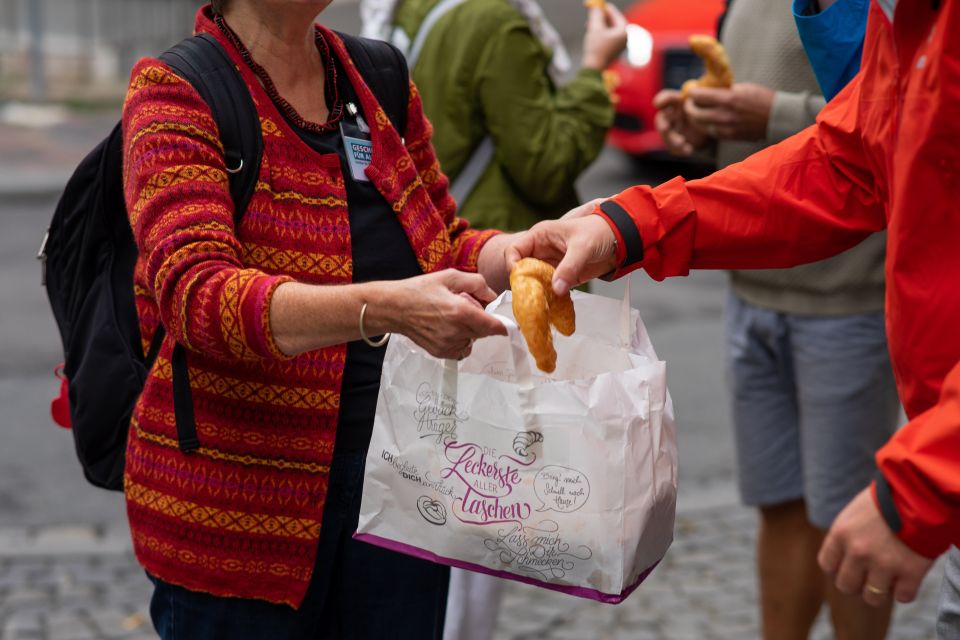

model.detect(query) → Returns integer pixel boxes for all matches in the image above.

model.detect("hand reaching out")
[388,269,507,360]
[505,215,618,296]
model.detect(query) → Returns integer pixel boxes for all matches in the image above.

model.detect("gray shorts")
[725,291,900,528]
[938,546,960,639]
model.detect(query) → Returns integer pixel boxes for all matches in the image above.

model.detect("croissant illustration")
[681,35,733,99]
[510,258,576,373]
[513,431,544,458]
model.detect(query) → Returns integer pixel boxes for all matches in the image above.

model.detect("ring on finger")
[865,584,887,596]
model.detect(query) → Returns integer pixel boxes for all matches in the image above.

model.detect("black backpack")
[41,32,409,491]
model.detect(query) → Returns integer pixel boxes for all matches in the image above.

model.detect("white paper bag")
[355,284,677,603]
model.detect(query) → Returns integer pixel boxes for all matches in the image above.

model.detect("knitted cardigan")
[121,8,498,607]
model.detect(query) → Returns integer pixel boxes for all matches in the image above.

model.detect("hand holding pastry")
[582,1,628,71]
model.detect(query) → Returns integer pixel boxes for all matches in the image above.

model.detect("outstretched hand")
[505,215,618,296]
[391,269,507,360]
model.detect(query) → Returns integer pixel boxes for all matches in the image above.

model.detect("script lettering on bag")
[414,382,466,443]
[533,465,591,513]
[381,450,455,497]
[441,442,534,525]
[483,520,593,580]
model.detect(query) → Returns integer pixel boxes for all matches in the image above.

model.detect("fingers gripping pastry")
[681,35,733,99]
[510,259,576,373]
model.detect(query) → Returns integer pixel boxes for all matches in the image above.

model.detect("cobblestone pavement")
[494,503,945,640]
[0,497,945,640]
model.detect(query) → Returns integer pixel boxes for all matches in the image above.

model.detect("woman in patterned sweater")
[123,1,519,637]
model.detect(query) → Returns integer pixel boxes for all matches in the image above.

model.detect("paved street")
[1,150,946,638]
[0,1,947,638]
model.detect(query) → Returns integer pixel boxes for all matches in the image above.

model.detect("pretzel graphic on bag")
[681,35,733,99]
[510,258,576,373]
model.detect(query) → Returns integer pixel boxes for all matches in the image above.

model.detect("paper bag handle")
[619,274,633,351]
[496,316,537,389]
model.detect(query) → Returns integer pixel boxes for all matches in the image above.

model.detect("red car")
[607,0,727,156]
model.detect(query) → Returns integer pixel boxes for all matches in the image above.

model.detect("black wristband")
[599,200,644,267]
[874,469,903,534]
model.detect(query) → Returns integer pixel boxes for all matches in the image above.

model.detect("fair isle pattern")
[121,7,499,607]
[127,481,322,539]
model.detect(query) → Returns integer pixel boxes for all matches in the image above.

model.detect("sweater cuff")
[248,273,296,361]
[872,470,903,534]
[767,91,820,144]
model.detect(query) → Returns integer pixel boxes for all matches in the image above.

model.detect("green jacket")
[394,0,614,231]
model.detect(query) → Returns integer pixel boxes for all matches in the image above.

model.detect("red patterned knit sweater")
[121,8,497,607]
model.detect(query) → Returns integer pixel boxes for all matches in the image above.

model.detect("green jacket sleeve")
[475,23,614,208]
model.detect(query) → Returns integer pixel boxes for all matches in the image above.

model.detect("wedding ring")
[866,584,887,596]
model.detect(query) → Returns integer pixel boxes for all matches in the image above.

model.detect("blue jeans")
[148,449,450,639]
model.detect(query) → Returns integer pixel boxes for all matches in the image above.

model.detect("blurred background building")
[0,0,197,104]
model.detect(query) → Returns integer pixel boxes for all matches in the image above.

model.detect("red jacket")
[596,0,960,558]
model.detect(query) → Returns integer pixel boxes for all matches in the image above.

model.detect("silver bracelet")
[359,303,390,348]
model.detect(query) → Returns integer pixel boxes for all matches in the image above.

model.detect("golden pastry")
[510,258,576,373]
[583,0,606,8]
[602,70,621,104]
[681,35,733,99]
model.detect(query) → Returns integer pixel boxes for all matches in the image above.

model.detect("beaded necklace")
[214,14,343,133]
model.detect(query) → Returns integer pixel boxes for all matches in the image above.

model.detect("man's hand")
[818,487,936,607]
[684,82,776,141]
[653,89,710,156]
[561,198,605,220]
[505,215,618,296]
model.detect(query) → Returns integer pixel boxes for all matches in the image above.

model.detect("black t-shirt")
[283,58,422,451]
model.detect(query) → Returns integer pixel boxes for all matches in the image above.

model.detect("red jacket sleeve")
[122,59,293,362]
[873,361,960,558]
[596,74,887,280]
[403,80,499,271]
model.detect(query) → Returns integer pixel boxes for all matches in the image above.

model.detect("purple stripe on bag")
[353,532,660,604]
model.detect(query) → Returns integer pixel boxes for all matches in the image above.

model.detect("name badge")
[344,135,372,182]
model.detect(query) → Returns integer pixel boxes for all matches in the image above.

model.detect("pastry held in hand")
[510,258,576,373]
[681,35,733,99]
[583,0,606,8]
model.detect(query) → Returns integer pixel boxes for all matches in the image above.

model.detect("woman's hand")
[683,83,776,141]
[653,89,710,157]
[383,269,507,360]
[582,4,628,71]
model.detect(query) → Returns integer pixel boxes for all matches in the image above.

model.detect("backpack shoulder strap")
[405,0,468,70]
[387,0,494,207]
[337,32,410,137]
[155,33,263,455]
[159,33,262,224]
